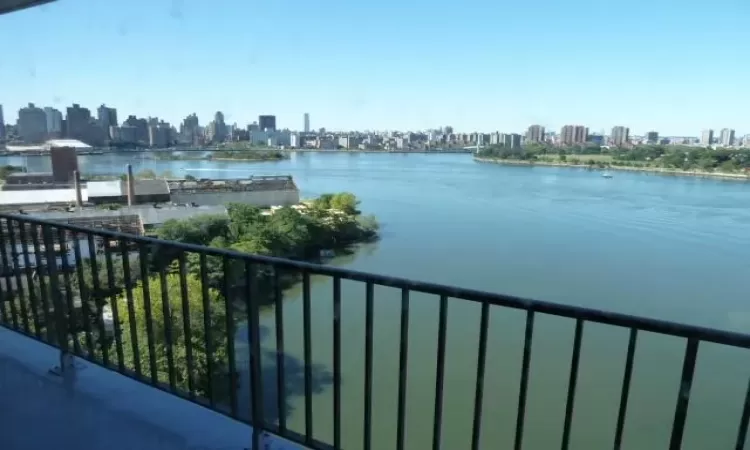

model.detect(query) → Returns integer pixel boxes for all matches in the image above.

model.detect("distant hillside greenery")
[477,144,750,173]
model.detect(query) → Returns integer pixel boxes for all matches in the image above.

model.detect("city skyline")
[0,0,748,134]
[2,100,746,139]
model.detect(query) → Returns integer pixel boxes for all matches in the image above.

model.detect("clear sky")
[0,0,748,135]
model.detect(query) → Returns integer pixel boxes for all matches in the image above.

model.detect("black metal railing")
[1,213,750,450]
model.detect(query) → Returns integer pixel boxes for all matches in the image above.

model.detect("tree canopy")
[478,143,750,173]
[115,273,229,397]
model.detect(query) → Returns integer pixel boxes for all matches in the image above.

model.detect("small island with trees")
[153,148,288,162]
[475,143,750,180]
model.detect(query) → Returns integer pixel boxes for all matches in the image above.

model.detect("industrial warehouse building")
[0,148,301,233]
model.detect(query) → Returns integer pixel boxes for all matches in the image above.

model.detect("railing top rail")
[2,212,749,349]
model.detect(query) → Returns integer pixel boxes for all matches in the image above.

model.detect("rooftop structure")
[167,175,297,193]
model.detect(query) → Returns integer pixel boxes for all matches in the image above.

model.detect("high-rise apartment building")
[526,125,545,143]
[610,126,630,146]
[180,113,201,144]
[123,115,149,143]
[560,125,588,146]
[304,113,310,133]
[259,115,276,132]
[0,104,5,139]
[17,103,47,143]
[97,104,118,138]
[720,128,735,146]
[44,107,63,137]
[646,131,659,144]
[700,129,714,146]
[501,133,522,149]
[66,103,93,142]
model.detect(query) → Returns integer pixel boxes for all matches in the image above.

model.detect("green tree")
[330,192,360,215]
[115,273,230,398]
[158,215,229,246]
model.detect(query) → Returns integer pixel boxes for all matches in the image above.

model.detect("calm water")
[9,152,750,449]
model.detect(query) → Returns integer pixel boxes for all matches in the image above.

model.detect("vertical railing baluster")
[364,282,375,450]
[72,234,94,357]
[8,218,30,335]
[0,218,10,326]
[42,226,68,353]
[57,228,80,355]
[735,377,750,450]
[223,256,238,417]
[274,268,287,433]
[432,294,448,450]
[120,239,141,376]
[613,328,638,450]
[199,253,215,406]
[0,218,12,325]
[514,310,535,450]
[470,301,490,450]
[18,222,41,339]
[561,319,584,450]
[138,244,158,385]
[333,276,342,450]
[246,261,265,449]
[159,261,177,391]
[0,218,19,330]
[104,237,125,371]
[303,271,313,445]
[30,223,51,342]
[396,288,410,450]
[178,252,196,398]
[87,234,108,366]
[668,338,699,450]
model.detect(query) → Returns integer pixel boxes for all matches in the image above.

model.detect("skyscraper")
[526,125,545,143]
[304,113,310,133]
[610,126,630,146]
[720,128,735,146]
[700,129,714,146]
[44,107,63,136]
[0,104,5,139]
[560,125,588,146]
[66,103,93,141]
[646,131,659,144]
[17,103,47,143]
[259,115,276,132]
[97,104,118,138]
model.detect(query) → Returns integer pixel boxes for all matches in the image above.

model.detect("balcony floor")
[0,327,299,450]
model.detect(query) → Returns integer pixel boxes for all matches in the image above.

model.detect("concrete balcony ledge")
[0,328,302,450]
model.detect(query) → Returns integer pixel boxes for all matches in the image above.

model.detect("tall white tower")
[303,113,310,133]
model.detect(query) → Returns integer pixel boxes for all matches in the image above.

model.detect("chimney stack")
[126,164,135,206]
[73,170,83,208]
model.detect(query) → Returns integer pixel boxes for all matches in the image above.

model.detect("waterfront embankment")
[473,157,750,181]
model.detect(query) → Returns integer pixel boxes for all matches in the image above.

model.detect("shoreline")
[473,157,750,181]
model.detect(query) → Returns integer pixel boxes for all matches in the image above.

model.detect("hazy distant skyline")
[1,0,748,135]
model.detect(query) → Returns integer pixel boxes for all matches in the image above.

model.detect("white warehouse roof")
[0,188,88,206]
[5,139,92,152]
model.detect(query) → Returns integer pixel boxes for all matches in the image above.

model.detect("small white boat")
[602,172,613,178]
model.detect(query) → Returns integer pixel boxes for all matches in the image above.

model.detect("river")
[6,152,750,449]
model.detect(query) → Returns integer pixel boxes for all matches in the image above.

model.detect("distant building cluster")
[1,100,748,150]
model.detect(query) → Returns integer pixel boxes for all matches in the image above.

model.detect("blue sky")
[0,0,748,135]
